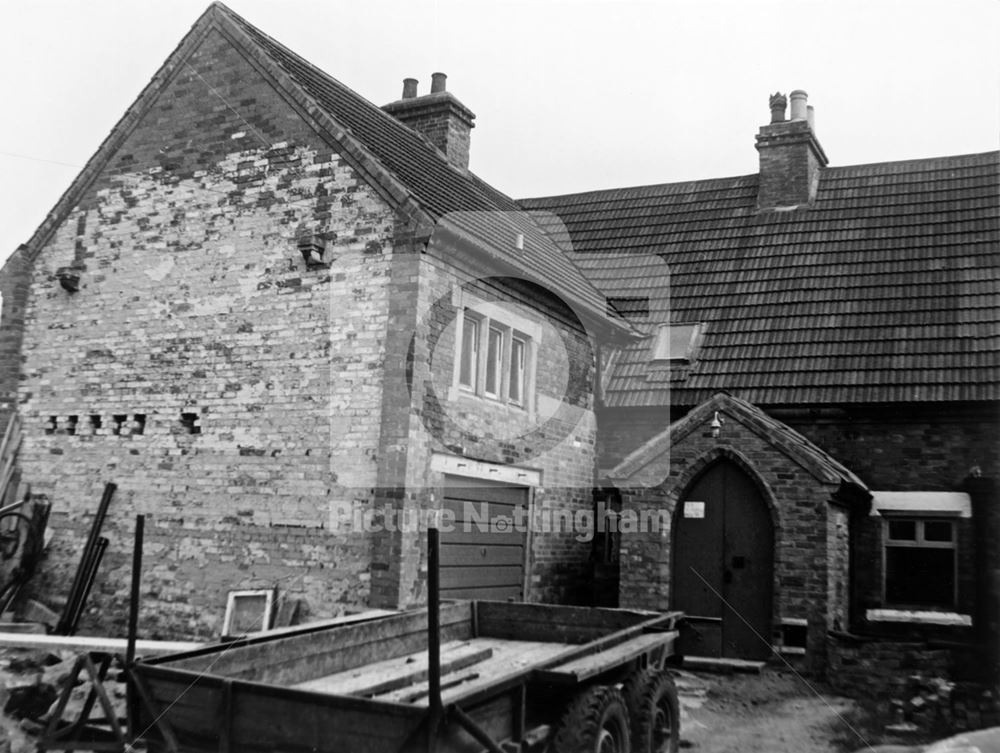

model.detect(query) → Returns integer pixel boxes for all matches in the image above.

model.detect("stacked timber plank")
[0,414,22,508]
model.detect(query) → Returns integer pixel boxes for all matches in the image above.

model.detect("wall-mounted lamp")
[297,234,329,270]
[710,411,725,438]
[56,266,82,293]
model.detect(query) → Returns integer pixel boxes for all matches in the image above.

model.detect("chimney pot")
[769,92,787,124]
[383,73,475,169]
[807,105,816,132]
[789,89,808,121]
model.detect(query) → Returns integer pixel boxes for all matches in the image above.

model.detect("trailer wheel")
[552,685,631,753]
[622,669,680,753]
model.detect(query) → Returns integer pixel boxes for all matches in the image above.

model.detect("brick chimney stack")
[755,89,828,210]
[383,73,476,170]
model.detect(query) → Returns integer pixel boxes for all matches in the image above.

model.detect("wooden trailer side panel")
[476,601,661,643]
[137,669,426,753]
[159,602,474,685]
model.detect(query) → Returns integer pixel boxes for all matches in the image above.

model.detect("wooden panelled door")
[672,460,774,660]
[439,476,529,600]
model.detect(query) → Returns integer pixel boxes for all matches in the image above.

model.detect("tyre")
[552,684,632,753]
[622,669,680,753]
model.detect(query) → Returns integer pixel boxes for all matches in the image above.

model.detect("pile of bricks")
[888,676,1000,735]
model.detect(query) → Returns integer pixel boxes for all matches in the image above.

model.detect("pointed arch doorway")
[672,459,774,660]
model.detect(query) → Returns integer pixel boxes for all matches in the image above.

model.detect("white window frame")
[652,322,703,362]
[458,310,481,391]
[509,334,527,406]
[484,324,505,398]
[450,290,540,412]
[222,589,275,637]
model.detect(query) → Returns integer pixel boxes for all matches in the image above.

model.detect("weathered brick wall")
[17,29,397,637]
[755,120,823,209]
[616,407,841,666]
[781,404,1000,489]
[0,246,31,435]
[375,241,600,607]
[827,633,953,698]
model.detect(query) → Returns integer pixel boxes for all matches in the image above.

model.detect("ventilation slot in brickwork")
[50,413,144,437]
[180,412,201,435]
[775,618,808,655]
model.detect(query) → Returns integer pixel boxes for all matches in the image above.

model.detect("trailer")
[129,530,683,753]
[132,600,681,753]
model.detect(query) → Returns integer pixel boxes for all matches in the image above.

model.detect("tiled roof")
[215,4,620,329]
[522,152,1000,406]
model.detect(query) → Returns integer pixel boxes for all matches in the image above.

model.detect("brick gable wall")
[17,29,397,637]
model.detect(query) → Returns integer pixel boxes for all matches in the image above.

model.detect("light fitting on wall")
[56,266,82,293]
[297,234,329,270]
[710,411,725,438]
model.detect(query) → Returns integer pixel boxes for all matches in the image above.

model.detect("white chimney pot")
[789,90,809,121]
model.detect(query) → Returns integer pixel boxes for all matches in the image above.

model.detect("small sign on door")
[684,501,706,519]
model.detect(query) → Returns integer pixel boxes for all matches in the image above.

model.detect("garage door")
[440,475,529,600]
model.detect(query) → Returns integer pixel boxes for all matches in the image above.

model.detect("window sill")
[449,385,531,416]
[866,609,972,627]
[772,645,806,656]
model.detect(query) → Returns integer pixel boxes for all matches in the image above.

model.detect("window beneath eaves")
[484,326,504,398]
[652,322,703,362]
[458,313,480,389]
[883,518,956,609]
[509,336,526,406]
[455,306,534,410]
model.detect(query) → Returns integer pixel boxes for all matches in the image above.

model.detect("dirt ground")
[674,668,922,753]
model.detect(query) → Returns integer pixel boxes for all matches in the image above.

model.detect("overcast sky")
[1,0,998,266]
